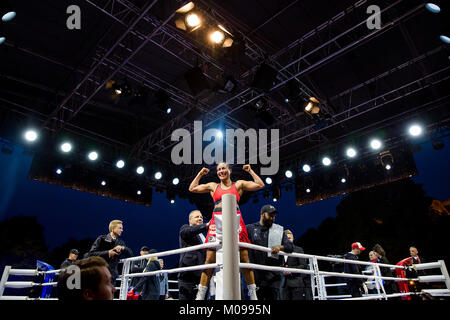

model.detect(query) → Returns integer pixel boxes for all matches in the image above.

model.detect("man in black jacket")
[280,230,309,300]
[60,249,79,269]
[178,210,210,300]
[246,204,293,300]
[343,242,366,297]
[88,219,133,284]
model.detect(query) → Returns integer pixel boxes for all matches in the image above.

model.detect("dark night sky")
[0,134,449,267]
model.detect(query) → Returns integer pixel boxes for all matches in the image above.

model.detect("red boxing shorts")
[205,210,250,249]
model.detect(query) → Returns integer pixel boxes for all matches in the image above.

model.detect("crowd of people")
[56,163,427,301]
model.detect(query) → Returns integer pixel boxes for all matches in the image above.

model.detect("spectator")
[60,249,79,269]
[134,249,161,300]
[246,204,294,300]
[57,256,115,301]
[130,246,150,288]
[280,230,309,300]
[372,243,397,294]
[178,210,209,300]
[343,242,366,297]
[158,259,169,300]
[88,219,133,284]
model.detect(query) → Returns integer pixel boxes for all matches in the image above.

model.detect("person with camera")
[88,219,133,284]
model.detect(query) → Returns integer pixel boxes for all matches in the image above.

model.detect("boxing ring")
[1,194,450,300]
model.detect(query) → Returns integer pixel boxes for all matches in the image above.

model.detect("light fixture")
[101,180,106,186]
[380,151,394,171]
[370,139,382,150]
[60,142,72,153]
[440,35,450,44]
[88,151,99,161]
[136,166,145,175]
[170,199,175,204]
[341,178,346,183]
[322,157,332,166]
[285,170,293,178]
[306,188,311,193]
[210,30,225,44]
[175,2,195,13]
[116,160,125,169]
[346,147,357,158]
[216,130,223,138]
[137,190,142,195]
[0,37,5,45]
[24,130,38,142]
[154,171,162,180]
[265,177,272,184]
[408,124,423,137]
[172,177,180,185]
[302,164,311,173]
[304,97,320,114]
[273,198,277,202]
[1,1,16,22]
[186,12,201,28]
[166,107,172,114]
[425,3,441,13]
[56,168,62,175]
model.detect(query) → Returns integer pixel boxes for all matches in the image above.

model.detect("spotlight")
[284,98,290,103]
[385,164,392,170]
[408,124,423,137]
[24,130,38,142]
[166,107,172,114]
[60,142,72,153]
[170,199,175,204]
[1,2,16,22]
[341,178,346,183]
[302,164,311,172]
[216,130,223,138]
[88,151,99,161]
[370,139,382,150]
[322,157,332,166]
[285,170,293,178]
[0,37,5,45]
[186,13,200,27]
[116,160,125,169]
[172,177,180,185]
[306,188,311,193]
[154,171,162,180]
[346,147,357,158]
[137,190,142,195]
[136,166,145,175]
[56,168,62,175]
[175,2,195,13]
[380,151,394,170]
[304,97,320,114]
[440,35,450,44]
[101,180,106,186]
[425,3,441,13]
[210,30,225,44]
[273,198,277,202]
[265,177,272,185]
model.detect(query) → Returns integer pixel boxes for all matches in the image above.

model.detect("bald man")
[177,210,210,300]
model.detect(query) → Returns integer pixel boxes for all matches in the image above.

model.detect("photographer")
[88,219,133,284]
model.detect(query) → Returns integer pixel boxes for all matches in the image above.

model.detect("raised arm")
[237,164,265,191]
[189,167,216,193]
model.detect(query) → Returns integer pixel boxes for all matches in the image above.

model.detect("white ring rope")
[125,263,220,279]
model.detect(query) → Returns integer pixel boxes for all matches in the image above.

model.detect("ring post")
[222,194,241,300]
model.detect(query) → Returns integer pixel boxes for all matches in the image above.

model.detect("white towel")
[268,223,283,258]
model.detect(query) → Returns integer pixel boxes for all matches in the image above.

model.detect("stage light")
[385,164,392,170]
[370,139,382,150]
[116,160,125,169]
[285,170,293,178]
[302,164,311,172]
[265,177,272,184]
[380,151,394,170]
[170,199,175,204]
[408,124,423,137]
[346,147,357,158]
[60,142,72,153]
[306,188,311,193]
[425,3,441,13]
[0,37,5,45]
[186,13,200,28]
[440,35,450,44]
[24,130,38,142]
[166,107,172,114]
[210,30,225,44]
[2,11,15,22]
[341,178,346,183]
[136,166,145,175]
[273,198,277,202]
[137,190,142,195]
[1,1,16,22]
[56,168,62,175]
[304,97,320,114]
[88,151,99,161]
[285,98,289,103]
[173,177,180,185]
[154,171,162,180]
[322,157,332,166]
[101,180,106,186]
[216,130,223,138]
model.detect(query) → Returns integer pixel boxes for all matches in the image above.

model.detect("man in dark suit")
[178,210,210,300]
[280,230,310,300]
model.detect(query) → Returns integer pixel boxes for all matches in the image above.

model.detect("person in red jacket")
[189,162,265,300]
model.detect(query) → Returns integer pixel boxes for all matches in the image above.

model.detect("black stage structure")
[0,0,449,218]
